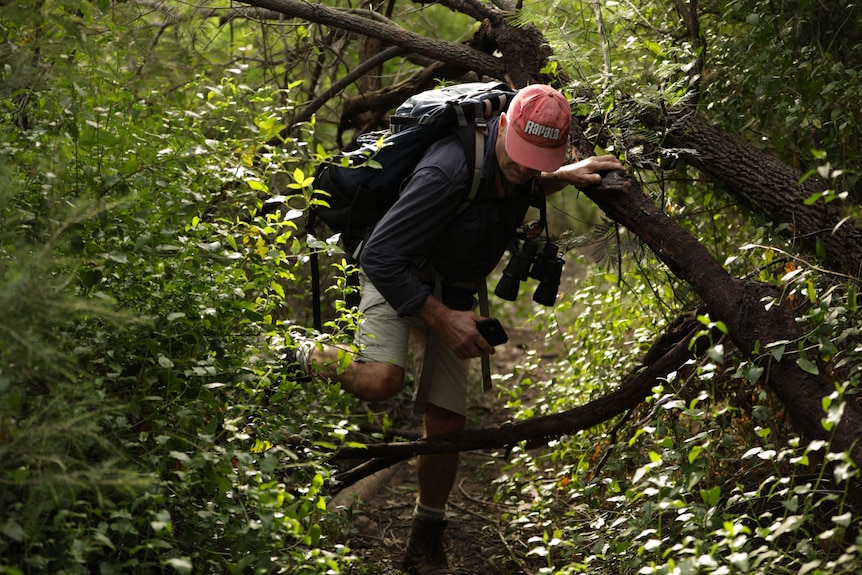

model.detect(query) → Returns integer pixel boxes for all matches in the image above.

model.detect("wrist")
[416,294,448,330]
[539,170,568,194]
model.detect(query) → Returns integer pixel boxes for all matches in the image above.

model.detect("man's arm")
[539,154,625,195]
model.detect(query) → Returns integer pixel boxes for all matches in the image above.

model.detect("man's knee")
[357,362,404,402]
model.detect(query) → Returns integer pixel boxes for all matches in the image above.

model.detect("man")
[289,84,624,574]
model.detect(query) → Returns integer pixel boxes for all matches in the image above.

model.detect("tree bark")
[239,0,507,79]
[658,107,862,279]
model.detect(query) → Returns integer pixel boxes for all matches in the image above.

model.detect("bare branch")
[293,45,405,126]
[331,313,703,488]
[237,0,507,78]
[413,0,500,22]
[591,1,611,87]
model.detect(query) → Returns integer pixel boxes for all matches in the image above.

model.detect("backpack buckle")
[474,116,487,134]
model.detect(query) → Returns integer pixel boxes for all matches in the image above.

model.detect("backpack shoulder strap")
[467,101,488,203]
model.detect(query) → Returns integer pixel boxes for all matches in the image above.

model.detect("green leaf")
[745,365,764,384]
[796,357,819,375]
[803,192,821,205]
[832,512,852,528]
[150,510,173,533]
[700,485,721,506]
[247,179,268,192]
[165,558,193,574]
[769,343,786,361]
[707,344,725,364]
[816,237,826,259]
[1,518,25,542]
[822,401,845,432]
[643,40,666,57]
[103,251,128,263]
[169,451,190,462]
[270,282,285,298]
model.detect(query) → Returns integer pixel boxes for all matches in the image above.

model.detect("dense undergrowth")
[493,262,862,574]
[2,1,861,574]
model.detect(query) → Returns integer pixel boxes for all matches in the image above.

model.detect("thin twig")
[591,1,612,88]
[457,478,503,509]
[591,406,635,479]
[498,528,536,575]
[292,45,406,128]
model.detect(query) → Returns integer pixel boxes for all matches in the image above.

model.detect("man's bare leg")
[417,402,467,509]
[403,402,466,573]
[306,343,405,402]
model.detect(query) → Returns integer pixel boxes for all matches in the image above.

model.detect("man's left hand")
[542,154,625,192]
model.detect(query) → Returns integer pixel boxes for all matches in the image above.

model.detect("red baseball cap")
[504,85,571,172]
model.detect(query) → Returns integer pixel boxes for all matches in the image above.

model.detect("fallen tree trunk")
[583,170,862,465]
[657,107,862,279]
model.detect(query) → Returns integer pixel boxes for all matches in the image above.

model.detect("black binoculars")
[494,238,564,306]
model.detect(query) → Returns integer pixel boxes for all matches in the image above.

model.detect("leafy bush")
[491,260,861,574]
[0,9,358,569]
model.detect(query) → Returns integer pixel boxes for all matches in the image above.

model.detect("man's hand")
[416,296,494,359]
[541,154,625,193]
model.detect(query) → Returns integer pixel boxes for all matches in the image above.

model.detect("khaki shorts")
[355,271,469,416]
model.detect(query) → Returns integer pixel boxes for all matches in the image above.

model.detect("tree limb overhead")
[239,0,507,78]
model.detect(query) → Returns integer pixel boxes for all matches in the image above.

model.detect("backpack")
[309,81,517,257]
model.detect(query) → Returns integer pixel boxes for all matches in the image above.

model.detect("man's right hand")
[415,295,494,359]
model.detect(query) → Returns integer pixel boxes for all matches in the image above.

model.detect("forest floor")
[334,324,557,575]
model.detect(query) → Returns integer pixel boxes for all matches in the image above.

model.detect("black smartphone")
[476,318,508,346]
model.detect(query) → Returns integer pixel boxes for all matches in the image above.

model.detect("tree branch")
[412,0,500,22]
[582,170,862,469]
[238,0,507,78]
[659,106,862,280]
[292,45,405,127]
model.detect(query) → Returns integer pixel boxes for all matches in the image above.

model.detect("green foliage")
[561,0,862,195]
[0,2,359,572]
[703,0,862,184]
[492,85,862,571]
[494,264,861,575]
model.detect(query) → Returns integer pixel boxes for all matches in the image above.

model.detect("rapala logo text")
[524,121,560,141]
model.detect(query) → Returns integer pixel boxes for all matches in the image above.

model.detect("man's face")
[496,116,542,185]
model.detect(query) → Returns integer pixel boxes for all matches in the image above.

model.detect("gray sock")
[413,501,446,523]
[295,339,316,374]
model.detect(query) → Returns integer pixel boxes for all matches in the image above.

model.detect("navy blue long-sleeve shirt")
[359,117,536,316]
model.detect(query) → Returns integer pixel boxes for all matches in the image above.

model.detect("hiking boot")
[402,516,453,575]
